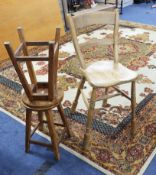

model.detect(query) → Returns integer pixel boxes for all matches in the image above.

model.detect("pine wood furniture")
[67,9,138,150]
[62,0,115,30]
[4,27,70,160]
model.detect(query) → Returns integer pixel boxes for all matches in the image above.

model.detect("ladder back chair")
[4,27,71,160]
[67,9,138,150]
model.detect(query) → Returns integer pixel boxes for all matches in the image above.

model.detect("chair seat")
[82,60,138,87]
[22,87,64,110]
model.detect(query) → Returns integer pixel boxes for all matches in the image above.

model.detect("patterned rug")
[64,94,156,175]
[0,23,156,175]
[60,38,152,78]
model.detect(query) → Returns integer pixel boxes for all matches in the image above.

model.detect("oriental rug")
[0,23,156,175]
[0,109,103,175]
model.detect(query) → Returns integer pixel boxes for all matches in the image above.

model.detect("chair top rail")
[72,10,116,29]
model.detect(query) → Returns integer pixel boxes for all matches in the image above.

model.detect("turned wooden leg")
[45,110,60,160]
[25,108,32,153]
[131,81,136,137]
[83,88,96,150]
[102,87,108,107]
[71,77,85,112]
[57,104,71,137]
[38,111,44,131]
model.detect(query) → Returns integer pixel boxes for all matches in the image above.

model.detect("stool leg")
[25,108,32,153]
[45,110,60,160]
[57,104,71,137]
[38,111,44,131]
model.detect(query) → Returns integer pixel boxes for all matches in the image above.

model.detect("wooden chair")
[67,9,138,150]
[4,27,71,160]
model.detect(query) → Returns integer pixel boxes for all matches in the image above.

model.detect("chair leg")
[102,87,108,107]
[38,111,44,131]
[71,77,85,112]
[83,88,96,150]
[57,104,71,137]
[25,108,32,153]
[131,81,136,138]
[45,110,60,160]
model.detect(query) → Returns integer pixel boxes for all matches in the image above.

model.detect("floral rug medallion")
[60,38,152,77]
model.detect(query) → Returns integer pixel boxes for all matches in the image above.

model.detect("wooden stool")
[4,27,71,160]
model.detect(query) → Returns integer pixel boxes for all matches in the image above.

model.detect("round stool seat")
[22,88,64,111]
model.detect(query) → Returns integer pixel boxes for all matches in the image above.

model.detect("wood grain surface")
[0,0,64,61]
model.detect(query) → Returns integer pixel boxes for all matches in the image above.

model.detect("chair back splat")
[4,27,71,160]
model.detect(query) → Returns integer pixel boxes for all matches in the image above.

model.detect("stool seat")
[22,87,64,110]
